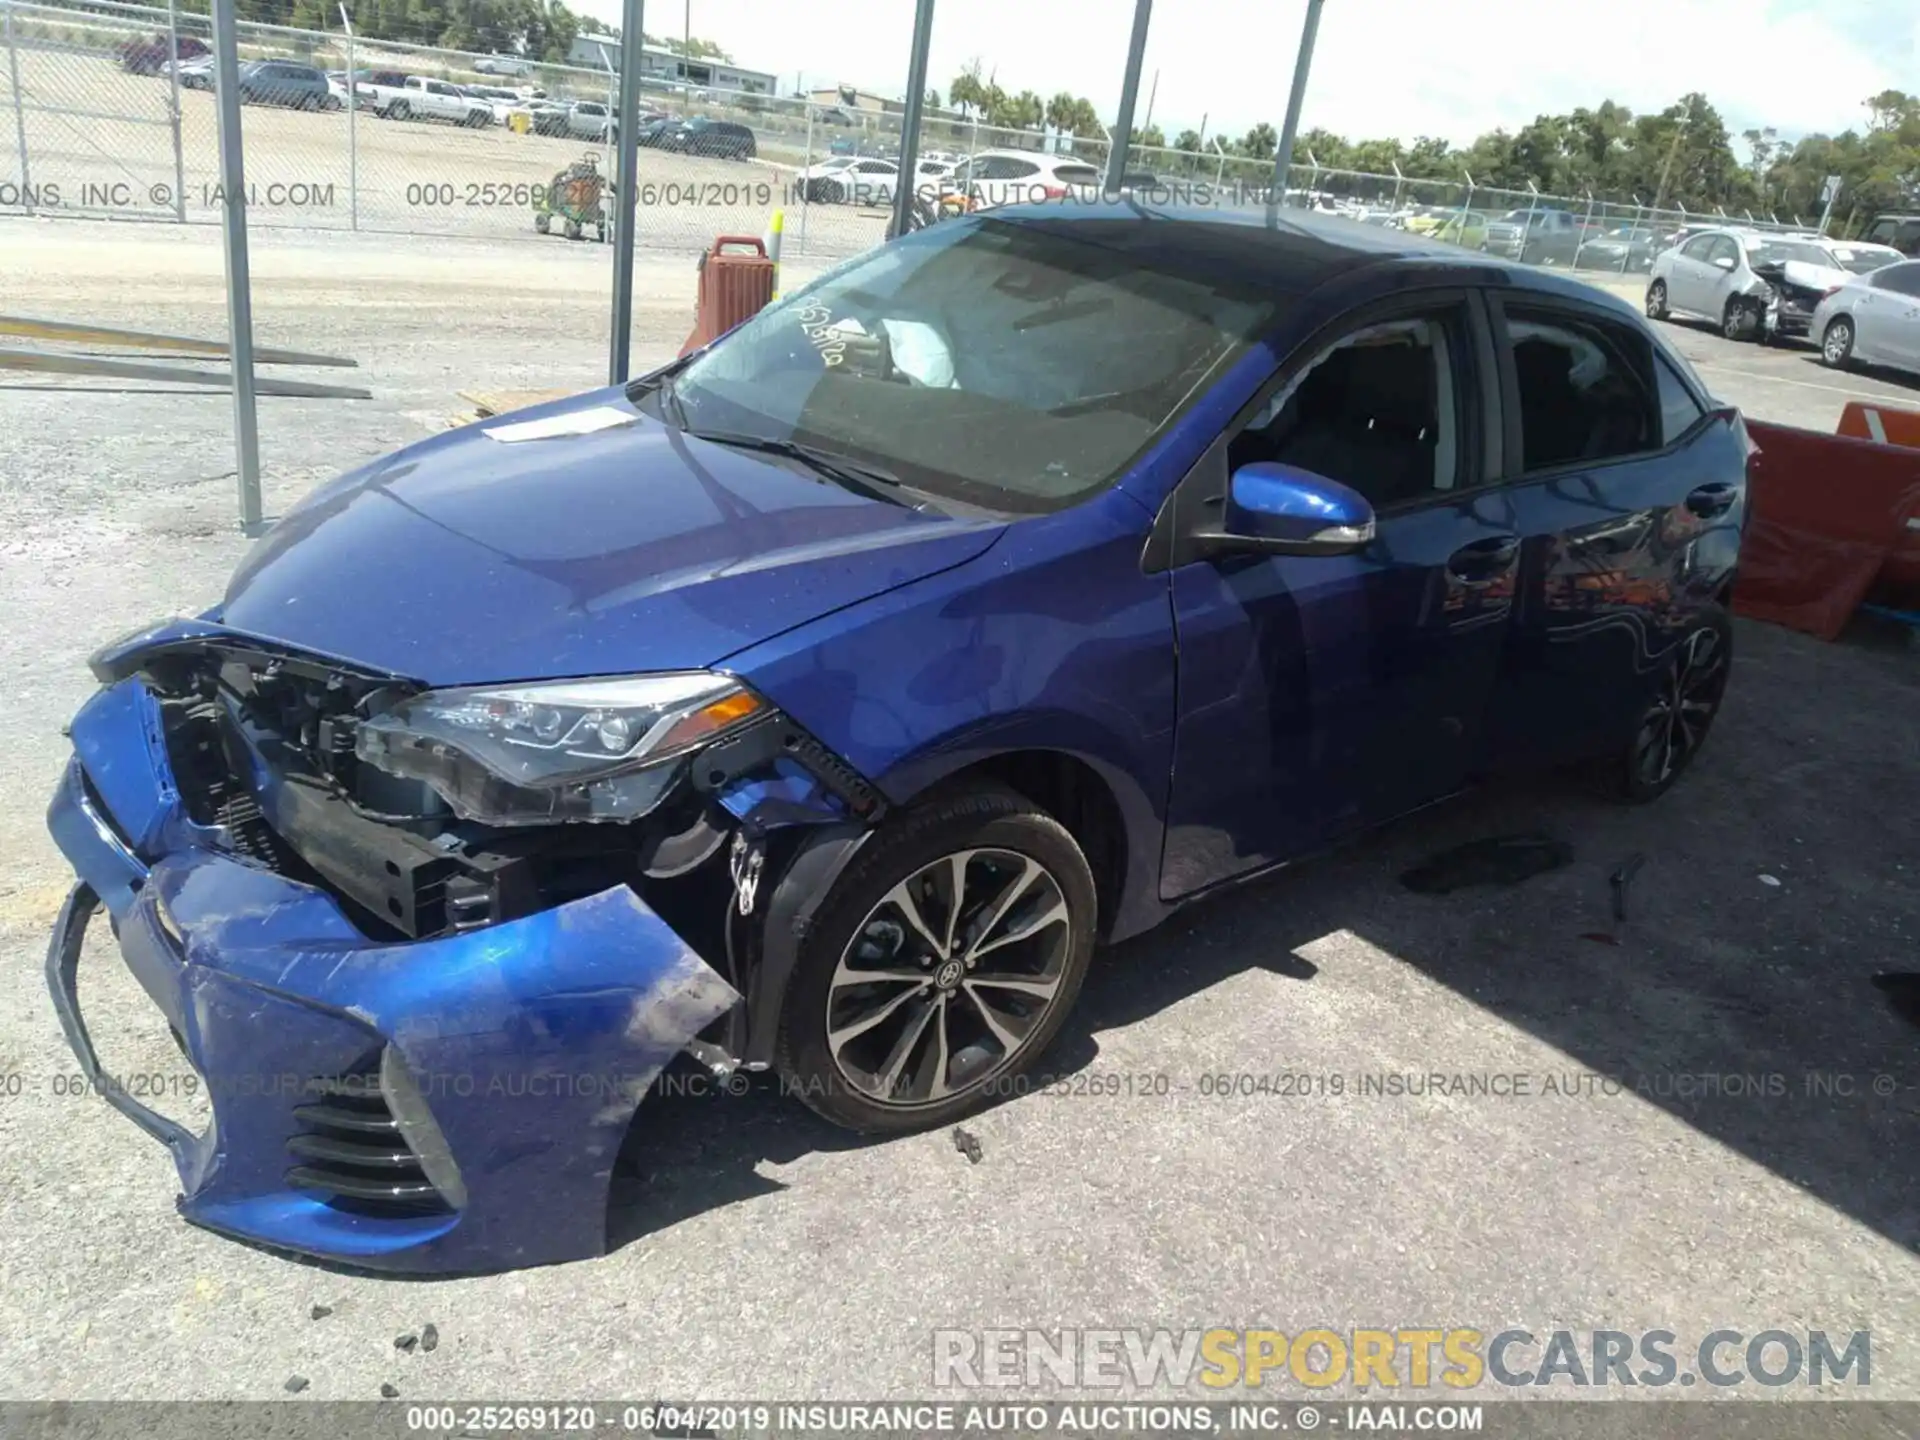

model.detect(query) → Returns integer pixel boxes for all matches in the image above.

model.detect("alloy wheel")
[1823,320,1853,366]
[1632,627,1729,788]
[826,848,1073,1108]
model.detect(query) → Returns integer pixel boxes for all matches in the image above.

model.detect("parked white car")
[359,73,492,126]
[465,84,528,125]
[797,156,899,205]
[943,149,1104,210]
[1648,227,1903,344]
[1809,259,1920,377]
[473,54,533,77]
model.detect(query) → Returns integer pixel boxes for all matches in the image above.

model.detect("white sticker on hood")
[483,405,637,442]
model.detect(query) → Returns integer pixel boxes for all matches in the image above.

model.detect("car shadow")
[609,617,1919,1257]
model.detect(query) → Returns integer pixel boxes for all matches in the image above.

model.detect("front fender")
[727,490,1177,944]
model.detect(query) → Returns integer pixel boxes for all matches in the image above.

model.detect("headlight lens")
[356,672,766,825]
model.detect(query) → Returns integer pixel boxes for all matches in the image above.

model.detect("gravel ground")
[0,216,1916,1408]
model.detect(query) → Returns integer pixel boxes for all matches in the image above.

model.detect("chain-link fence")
[2,0,1839,270]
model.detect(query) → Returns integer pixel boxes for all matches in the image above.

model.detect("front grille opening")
[287,1071,455,1218]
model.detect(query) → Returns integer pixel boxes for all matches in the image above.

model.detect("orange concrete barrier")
[1736,419,1920,639]
[1838,399,1920,448]
[680,236,775,357]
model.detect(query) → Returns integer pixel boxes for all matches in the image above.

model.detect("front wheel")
[776,786,1097,1132]
[388,99,410,121]
[1645,279,1669,320]
[1600,613,1733,803]
[1723,296,1763,342]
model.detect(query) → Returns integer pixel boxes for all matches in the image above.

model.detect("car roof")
[981,202,1643,314]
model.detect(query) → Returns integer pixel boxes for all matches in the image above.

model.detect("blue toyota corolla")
[46,205,1748,1273]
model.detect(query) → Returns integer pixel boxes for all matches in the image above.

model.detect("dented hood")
[220,389,1004,687]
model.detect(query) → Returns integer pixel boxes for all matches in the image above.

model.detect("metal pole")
[166,0,185,219]
[798,101,811,254]
[1574,190,1595,269]
[1625,197,1642,274]
[1101,0,1149,194]
[5,0,29,202]
[1141,67,1157,134]
[887,0,933,240]
[1391,159,1403,212]
[1269,0,1324,204]
[1521,180,1539,260]
[607,0,645,382]
[210,0,262,531]
[339,4,356,231]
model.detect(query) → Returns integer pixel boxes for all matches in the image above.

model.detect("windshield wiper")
[684,430,920,508]
[624,360,693,429]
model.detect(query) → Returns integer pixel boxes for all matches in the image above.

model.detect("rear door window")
[1501,307,1661,471]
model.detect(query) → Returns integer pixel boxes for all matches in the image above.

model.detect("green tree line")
[949,61,1919,227]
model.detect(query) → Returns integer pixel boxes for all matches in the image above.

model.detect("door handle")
[1686,482,1737,518]
[1446,535,1521,578]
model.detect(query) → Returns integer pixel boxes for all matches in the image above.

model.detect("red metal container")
[680,236,775,356]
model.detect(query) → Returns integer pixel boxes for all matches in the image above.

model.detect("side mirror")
[1712,255,1736,270]
[1202,463,1377,558]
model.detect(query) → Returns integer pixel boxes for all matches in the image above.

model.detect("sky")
[571,0,1917,151]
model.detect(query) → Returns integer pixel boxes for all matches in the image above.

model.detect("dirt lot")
[4,46,889,256]
[0,217,1916,1411]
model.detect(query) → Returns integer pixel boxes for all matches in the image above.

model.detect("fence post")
[1574,189,1595,269]
[1522,181,1539,261]
[340,6,356,230]
[1456,169,1474,240]
[1391,160,1403,213]
[1624,197,1643,274]
[798,101,811,254]
[5,0,29,204]
[164,0,186,219]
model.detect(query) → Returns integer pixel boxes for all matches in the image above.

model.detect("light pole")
[1269,0,1325,206]
[1102,0,1151,194]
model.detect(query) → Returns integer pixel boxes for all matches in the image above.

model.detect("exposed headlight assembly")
[356,672,766,825]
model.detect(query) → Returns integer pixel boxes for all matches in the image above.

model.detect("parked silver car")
[1809,259,1920,377]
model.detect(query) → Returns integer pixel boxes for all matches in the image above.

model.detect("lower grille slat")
[286,1165,445,1205]
[286,1070,453,1217]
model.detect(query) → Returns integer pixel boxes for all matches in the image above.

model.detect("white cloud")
[576,0,1908,146]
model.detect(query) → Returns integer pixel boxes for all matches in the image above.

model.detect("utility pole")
[1270,0,1325,205]
[1102,0,1152,193]
[1651,94,1695,215]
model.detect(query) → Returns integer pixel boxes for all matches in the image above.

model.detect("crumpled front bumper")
[44,680,739,1274]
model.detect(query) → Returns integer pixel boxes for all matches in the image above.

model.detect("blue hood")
[220,390,1004,686]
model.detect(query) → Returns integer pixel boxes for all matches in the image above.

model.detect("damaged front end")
[44,617,885,1273]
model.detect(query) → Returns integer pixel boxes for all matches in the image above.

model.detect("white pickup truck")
[358,72,492,127]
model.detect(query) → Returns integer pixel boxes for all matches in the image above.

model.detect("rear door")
[1475,296,1746,772]
[1159,290,1516,897]
[1871,263,1920,370]
[1666,233,1720,315]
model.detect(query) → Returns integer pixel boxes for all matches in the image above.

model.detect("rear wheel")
[534,211,551,233]
[776,786,1097,1133]
[389,99,410,120]
[1821,316,1855,368]
[1599,613,1732,803]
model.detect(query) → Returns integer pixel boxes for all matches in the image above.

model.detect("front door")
[1159,294,1519,899]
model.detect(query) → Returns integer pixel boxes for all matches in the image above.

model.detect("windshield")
[650,218,1278,514]
[1748,239,1838,267]
[1828,245,1900,274]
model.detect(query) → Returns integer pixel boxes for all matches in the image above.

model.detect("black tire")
[884,193,939,241]
[1645,279,1669,320]
[1722,296,1762,342]
[1597,611,1733,803]
[1821,316,1855,369]
[389,99,410,121]
[775,785,1097,1133]
[563,217,582,240]
[534,211,551,233]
